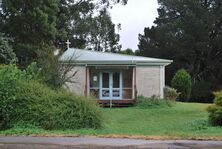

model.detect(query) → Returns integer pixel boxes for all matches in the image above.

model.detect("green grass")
[1,102,222,139]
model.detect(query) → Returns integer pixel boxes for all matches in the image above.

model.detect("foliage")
[0,33,17,64]
[56,0,126,51]
[164,86,180,102]
[16,81,102,130]
[207,105,222,126]
[37,51,77,88]
[85,9,121,52]
[171,69,192,101]
[118,48,135,55]
[207,91,222,126]
[0,0,127,67]
[3,102,222,139]
[137,0,222,102]
[0,64,25,130]
[0,64,102,130]
[137,95,173,108]
[190,81,214,103]
[186,119,208,131]
[25,62,42,81]
[0,0,59,67]
[214,91,222,99]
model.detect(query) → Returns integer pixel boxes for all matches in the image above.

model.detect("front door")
[100,71,122,100]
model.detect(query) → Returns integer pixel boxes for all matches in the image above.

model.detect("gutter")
[60,60,173,66]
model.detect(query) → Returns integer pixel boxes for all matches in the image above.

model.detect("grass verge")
[1,102,222,140]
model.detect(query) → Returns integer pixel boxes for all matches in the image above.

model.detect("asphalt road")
[0,136,222,149]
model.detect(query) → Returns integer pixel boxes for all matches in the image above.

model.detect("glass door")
[100,71,122,100]
[112,72,122,100]
[101,72,110,99]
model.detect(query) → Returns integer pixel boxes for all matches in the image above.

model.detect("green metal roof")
[60,48,173,66]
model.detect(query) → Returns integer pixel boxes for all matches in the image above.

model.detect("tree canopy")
[0,0,59,67]
[137,0,222,102]
[138,0,222,92]
[85,9,121,52]
[0,33,16,64]
[0,0,126,67]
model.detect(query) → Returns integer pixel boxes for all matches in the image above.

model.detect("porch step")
[98,99,136,107]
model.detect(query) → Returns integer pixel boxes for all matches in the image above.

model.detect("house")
[60,48,172,105]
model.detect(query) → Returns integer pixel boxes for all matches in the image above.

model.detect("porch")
[98,99,136,107]
[87,65,137,106]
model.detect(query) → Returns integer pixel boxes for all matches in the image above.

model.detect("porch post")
[133,66,137,99]
[85,64,88,97]
[160,65,165,98]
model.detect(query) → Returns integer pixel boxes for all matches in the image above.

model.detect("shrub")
[15,81,102,130]
[171,69,192,101]
[0,64,102,130]
[190,81,214,103]
[0,64,25,130]
[207,105,222,126]
[137,95,173,108]
[207,91,222,126]
[38,51,78,89]
[25,62,42,81]
[186,119,208,130]
[164,86,180,102]
[50,92,102,129]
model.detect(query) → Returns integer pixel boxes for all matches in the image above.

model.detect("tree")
[119,48,135,55]
[56,0,124,52]
[171,69,192,101]
[0,0,59,67]
[38,50,78,88]
[0,0,127,67]
[86,9,121,52]
[55,0,95,50]
[0,33,16,64]
[138,0,222,102]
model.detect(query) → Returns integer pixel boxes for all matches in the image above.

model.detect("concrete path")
[0,136,222,149]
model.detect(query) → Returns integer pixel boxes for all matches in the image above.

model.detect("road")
[0,136,222,149]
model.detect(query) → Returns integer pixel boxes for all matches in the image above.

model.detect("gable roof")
[59,48,172,66]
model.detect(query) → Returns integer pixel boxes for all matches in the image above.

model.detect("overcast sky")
[109,0,159,50]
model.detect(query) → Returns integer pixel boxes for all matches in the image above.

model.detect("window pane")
[113,90,120,97]
[102,89,109,97]
[113,72,120,88]
[102,73,109,88]
[90,89,99,98]
[90,69,99,88]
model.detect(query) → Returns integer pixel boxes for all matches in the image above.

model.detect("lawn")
[1,102,222,140]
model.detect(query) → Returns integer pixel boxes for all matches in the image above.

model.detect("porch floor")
[98,99,136,107]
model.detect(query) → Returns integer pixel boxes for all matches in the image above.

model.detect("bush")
[25,62,42,81]
[137,95,173,108]
[0,64,102,130]
[186,119,208,130]
[0,64,25,130]
[190,81,214,103]
[164,86,180,102]
[207,91,222,126]
[50,92,101,129]
[171,69,192,101]
[15,81,102,130]
[207,105,222,126]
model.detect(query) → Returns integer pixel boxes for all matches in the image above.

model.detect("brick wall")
[136,66,162,98]
[65,66,86,95]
